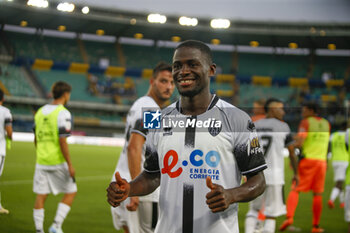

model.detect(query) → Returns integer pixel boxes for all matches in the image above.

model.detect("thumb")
[206,176,215,190]
[115,172,126,187]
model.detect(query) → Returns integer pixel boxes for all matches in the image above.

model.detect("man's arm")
[127,133,146,179]
[107,171,160,208]
[59,137,75,178]
[125,132,146,211]
[206,171,266,213]
[287,144,299,185]
[5,124,12,140]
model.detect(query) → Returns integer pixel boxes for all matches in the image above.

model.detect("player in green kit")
[33,81,77,233]
[328,124,349,209]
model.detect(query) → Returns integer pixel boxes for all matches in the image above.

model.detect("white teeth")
[180,80,193,84]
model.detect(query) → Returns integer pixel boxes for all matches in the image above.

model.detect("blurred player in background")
[0,88,12,214]
[33,81,76,233]
[245,98,298,233]
[111,62,175,233]
[344,126,350,233]
[280,102,330,233]
[251,99,266,122]
[107,40,267,233]
[328,122,349,209]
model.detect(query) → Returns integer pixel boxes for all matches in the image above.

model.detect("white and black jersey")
[144,95,267,233]
[114,96,160,202]
[0,105,12,156]
[255,118,293,185]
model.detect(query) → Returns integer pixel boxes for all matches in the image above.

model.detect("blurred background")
[0,0,349,134]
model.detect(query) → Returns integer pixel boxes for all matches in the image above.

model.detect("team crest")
[208,120,222,137]
[247,120,256,132]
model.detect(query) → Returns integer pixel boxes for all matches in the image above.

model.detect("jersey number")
[260,135,272,157]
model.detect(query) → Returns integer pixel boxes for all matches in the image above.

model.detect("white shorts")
[332,161,348,182]
[0,155,5,177]
[33,164,77,195]
[345,186,350,222]
[111,199,158,233]
[249,184,286,217]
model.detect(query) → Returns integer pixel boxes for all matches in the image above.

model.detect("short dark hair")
[153,62,172,79]
[175,40,213,65]
[264,98,283,112]
[0,88,4,101]
[51,81,71,99]
[302,101,319,114]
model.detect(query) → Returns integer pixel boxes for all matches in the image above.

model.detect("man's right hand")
[126,197,139,211]
[107,172,130,207]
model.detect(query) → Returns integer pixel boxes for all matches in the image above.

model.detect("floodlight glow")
[27,0,48,8]
[328,44,336,50]
[210,19,230,29]
[179,16,198,26]
[147,14,166,24]
[82,6,89,14]
[57,2,75,12]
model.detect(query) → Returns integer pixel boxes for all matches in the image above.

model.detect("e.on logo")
[161,149,221,178]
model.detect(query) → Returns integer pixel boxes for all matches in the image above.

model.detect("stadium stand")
[0,63,36,97]
[83,40,120,67]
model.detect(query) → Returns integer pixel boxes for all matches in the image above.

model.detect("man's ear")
[209,63,216,76]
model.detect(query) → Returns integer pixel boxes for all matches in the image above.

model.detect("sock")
[329,187,340,202]
[286,190,299,219]
[340,191,345,203]
[312,195,322,226]
[245,209,258,233]
[33,208,45,231]
[263,218,276,233]
[53,203,71,228]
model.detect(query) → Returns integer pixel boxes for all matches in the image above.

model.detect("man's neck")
[180,91,213,116]
[147,91,165,109]
[51,98,65,105]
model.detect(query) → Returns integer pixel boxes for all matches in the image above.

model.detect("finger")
[206,176,214,190]
[205,189,221,199]
[107,183,126,194]
[210,206,226,213]
[206,194,224,205]
[207,201,226,210]
[107,198,120,207]
[115,172,126,186]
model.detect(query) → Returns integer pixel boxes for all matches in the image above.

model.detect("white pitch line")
[0,175,111,186]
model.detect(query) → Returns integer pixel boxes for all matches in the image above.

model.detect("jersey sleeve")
[57,110,72,137]
[143,130,160,173]
[232,112,267,176]
[4,108,12,126]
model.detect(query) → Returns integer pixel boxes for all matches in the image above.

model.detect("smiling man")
[107,40,267,233]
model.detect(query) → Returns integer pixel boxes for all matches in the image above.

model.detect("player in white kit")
[0,89,13,214]
[111,62,175,233]
[107,40,267,233]
[244,98,299,233]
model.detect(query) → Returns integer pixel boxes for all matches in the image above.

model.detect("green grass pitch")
[0,141,348,232]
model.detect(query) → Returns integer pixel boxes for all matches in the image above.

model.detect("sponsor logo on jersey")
[247,137,263,156]
[143,110,161,129]
[161,149,221,180]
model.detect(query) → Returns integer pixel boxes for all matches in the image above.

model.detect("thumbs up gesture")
[107,172,130,207]
[205,176,231,213]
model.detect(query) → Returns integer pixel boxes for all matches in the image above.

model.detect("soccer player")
[107,40,267,233]
[111,62,175,233]
[0,88,12,214]
[244,98,298,233]
[328,124,349,209]
[251,99,266,122]
[33,81,77,233]
[344,127,350,233]
[280,102,330,233]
